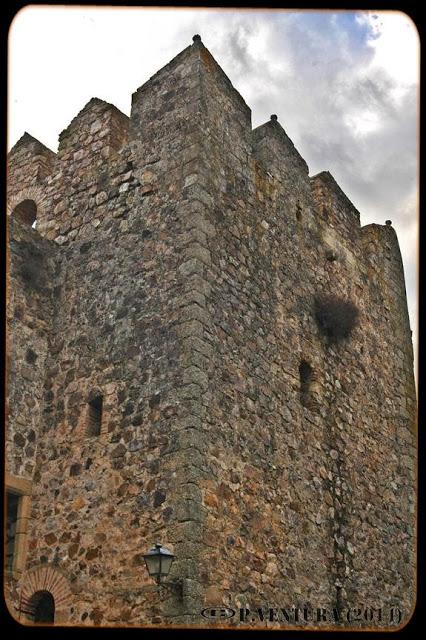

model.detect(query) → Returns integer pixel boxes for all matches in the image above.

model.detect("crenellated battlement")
[7,35,391,265]
[9,131,57,164]
[8,132,57,194]
[311,171,360,227]
[7,36,385,257]
[59,98,129,158]
[252,115,309,178]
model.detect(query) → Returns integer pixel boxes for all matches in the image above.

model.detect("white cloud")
[8,6,200,150]
[344,109,382,137]
[355,10,420,86]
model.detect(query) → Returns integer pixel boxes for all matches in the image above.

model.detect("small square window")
[6,491,20,573]
[299,360,313,408]
[87,395,103,436]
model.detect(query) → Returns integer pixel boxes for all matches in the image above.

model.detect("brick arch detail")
[7,186,48,218]
[20,565,73,613]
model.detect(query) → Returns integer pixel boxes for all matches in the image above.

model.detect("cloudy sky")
[8,7,419,373]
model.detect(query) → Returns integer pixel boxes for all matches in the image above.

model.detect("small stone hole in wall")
[12,199,37,227]
[87,395,103,436]
[70,463,82,477]
[97,171,109,190]
[299,360,313,408]
[25,348,38,364]
[326,250,337,262]
[296,202,302,222]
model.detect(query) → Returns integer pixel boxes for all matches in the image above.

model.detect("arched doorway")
[20,565,72,624]
[11,199,37,228]
[28,590,55,623]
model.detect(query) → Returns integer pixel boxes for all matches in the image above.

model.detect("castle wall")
[7,133,57,197]
[179,41,416,626]
[6,219,59,480]
[195,134,416,622]
[7,38,224,626]
[6,36,416,629]
[351,223,416,615]
[195,103,335,619]
[5,218,60,605]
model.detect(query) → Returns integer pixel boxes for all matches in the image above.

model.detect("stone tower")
[6,36,416,629]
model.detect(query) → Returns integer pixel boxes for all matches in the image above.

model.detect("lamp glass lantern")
[143,543,175,584]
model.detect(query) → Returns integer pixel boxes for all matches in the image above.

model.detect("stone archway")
[19,565,72,624]
[11,199,38,226]
[7,186,48,227]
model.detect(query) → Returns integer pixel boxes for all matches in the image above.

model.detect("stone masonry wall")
[6,218,59,480]
[6,36,416,629]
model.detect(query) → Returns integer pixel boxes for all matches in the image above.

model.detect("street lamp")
[143,542,175,586]
[107,542,181,601]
